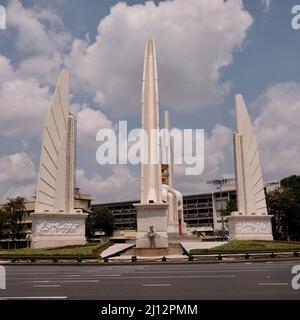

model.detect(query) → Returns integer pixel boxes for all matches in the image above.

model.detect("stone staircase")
[121,246,136,256]
[118,240,185,256]
[168,242,184,255]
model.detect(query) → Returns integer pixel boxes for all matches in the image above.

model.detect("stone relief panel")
[236,220,272,234]
[37,220,82,236]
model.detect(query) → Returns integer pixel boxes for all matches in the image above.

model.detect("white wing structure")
[32,69,87,249]
[233,94,267,215]
[35,69,75,214]
[228,94,273,241]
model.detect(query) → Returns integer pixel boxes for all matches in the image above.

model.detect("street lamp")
[207,178,235,241]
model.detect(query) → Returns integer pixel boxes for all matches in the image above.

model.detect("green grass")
[190,240,300,255]
[0,242,110,257]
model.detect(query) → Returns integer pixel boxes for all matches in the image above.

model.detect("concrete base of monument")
[228,214,273,241]
[31,212,88,249]
[167,221,188,238]
[136,232,168,248]
[134,202,169,249]
[134,247,169,257]
[167,223,180,237]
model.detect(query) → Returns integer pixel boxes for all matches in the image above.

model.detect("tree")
[1,197,27,240]
[87,207,114,237]
[266,175,300,241]
[281,175,300,195]
[280,175,300,240]
[266,188,296,240]
[0,208,7,238]
[222,199,237,217]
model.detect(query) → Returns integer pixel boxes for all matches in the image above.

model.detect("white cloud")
[174,124,233,194]
[3,183,36,201]
[0,152,36,184]
[0,70,52,137]
[7,0,67,55]
[0,0,72,138]
[76,166,138,202]
[0,55,14,81]
[77,106,114,150]
[253,82,300,179]
[68,0,252,115]
[7,0,71,85]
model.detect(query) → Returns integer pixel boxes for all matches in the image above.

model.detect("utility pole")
[207,178,235,241]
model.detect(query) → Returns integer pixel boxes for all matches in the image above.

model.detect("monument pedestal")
[167,223,180,236]
[31,212,88,249]
[228,214,273,241]
[134,248,168,256]
[135,203,168,249]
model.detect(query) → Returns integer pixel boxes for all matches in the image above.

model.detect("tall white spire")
[135,39,169,251]
[141,38,163,204]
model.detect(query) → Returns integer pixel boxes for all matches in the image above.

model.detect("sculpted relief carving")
[37,221,81,235]
[236,221,272,234]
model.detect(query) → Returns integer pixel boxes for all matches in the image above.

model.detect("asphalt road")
[0,260,300,300]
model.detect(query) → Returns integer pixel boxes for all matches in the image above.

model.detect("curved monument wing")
[35,69,74,213]
[234,94,267,215]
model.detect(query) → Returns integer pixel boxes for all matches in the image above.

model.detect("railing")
[0,255,100,263]
[0,239,29,249]
[0,250,299,264]
[187,250,300,261]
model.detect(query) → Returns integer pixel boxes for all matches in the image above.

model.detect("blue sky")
[0,0,300,203]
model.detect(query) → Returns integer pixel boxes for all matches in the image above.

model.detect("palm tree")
[2,197,27,244]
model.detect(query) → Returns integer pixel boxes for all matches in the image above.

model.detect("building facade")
[93,189,237,234]
[92,180,279,234]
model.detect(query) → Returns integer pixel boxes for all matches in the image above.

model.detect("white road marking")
[28,280,99,283]
[21,274,236,281]
[10,274,122,280]
[133,269,267,274]
[109,275,236,279]
[142,284,171,287]
[33,285,61,288]
[92,274,122,277]
[259,282,289,286]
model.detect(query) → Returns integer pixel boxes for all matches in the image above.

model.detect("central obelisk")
[134,39,168,254]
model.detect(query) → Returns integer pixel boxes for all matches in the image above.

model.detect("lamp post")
[207,178,235,241]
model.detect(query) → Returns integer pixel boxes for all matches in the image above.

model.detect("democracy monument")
[30,39,273,249]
